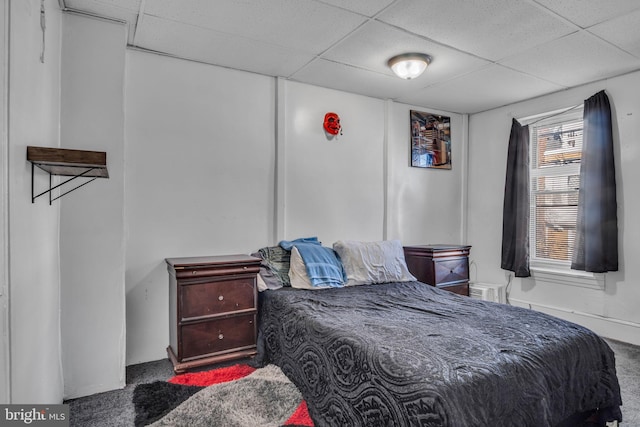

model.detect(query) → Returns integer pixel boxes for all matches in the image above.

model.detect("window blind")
[529,108,583,264]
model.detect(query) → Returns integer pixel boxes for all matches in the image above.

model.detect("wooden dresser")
[165,254,261,373]
[403,245,472,296]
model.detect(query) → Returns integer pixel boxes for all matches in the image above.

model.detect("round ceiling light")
[387,53,432,80]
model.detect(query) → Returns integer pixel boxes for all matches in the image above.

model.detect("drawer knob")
[192,271,197,275]
[218,333,224,340]
[218,295,224,301]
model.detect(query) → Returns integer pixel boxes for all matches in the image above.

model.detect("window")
[529,107,583,266]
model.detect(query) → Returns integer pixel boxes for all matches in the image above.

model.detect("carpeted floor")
[67,357,176,427]
[66,338,640,426]
[607,339,640,426]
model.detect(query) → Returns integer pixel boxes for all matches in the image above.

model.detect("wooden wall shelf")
[27,146,109,204]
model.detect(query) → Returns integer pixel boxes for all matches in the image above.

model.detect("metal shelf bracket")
[27,146,109,205]
[31,163,101,205]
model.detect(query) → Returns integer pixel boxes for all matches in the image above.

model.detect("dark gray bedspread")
[255,281,622,427]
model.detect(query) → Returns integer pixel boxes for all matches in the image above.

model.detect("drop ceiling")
[59,0,640,114]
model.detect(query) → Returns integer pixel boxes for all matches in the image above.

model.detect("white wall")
[467,71,640,346]
[124,50,276,364]
[387,102,466,245]
[59,13,127,399]
[281,83,467,247]
[282,81,385,244]
[0,0,9,405]
[8,0,64,403]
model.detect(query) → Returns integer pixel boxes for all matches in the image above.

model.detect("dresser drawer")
[180,313,256,360]
[180,278,256,321]
[433,258,469,286]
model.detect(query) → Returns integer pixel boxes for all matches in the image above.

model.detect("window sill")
[529,265,605,290]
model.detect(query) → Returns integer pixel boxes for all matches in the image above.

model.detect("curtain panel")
[571,90,619,272]
[501,118,531,277]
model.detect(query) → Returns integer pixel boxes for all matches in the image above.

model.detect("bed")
[252,240,623,426]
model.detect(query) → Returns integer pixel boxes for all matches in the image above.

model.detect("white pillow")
[332,240,416,286]
[288,247,333,290]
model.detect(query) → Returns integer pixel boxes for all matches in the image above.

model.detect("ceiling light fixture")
[388,53,432,80]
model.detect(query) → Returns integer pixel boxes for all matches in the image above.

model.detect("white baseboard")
[508,298,640,347]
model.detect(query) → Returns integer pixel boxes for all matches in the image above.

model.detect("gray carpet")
[66,338,639,426]
[67,358,175,427]
[607,339,640,426]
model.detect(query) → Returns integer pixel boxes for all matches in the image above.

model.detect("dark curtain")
[571,90,618,272]
[501,118,530,277]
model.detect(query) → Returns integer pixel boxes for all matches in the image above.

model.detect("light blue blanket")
[279,237,319,250]
[279,238,346,287]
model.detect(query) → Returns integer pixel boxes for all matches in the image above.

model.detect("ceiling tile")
[322,20,490,81]
[314,0,396,17]
[291,58,426,100]
[589,9,640,57]
[397,64,565,114]
[143,0,367,54]
[532,0,640,27]
[378,0,577,60]
[135,15,315,77]
[64,0,142,12]
[60,0,640,113]
[500,31,640,87]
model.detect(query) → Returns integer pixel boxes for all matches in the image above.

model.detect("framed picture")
[410,110,451,169]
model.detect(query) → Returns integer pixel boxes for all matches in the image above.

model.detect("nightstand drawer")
[180,278,256,320]
[438,283,469,296]
[433,259,469,286]
[175,264,260,279]
[180,314,256,360]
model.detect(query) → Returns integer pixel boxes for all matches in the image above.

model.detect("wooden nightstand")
[165,254,261,373]
[403,245,472,296]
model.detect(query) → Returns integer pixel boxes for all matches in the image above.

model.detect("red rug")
[133,364,313,426]
[168,364,257,386]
